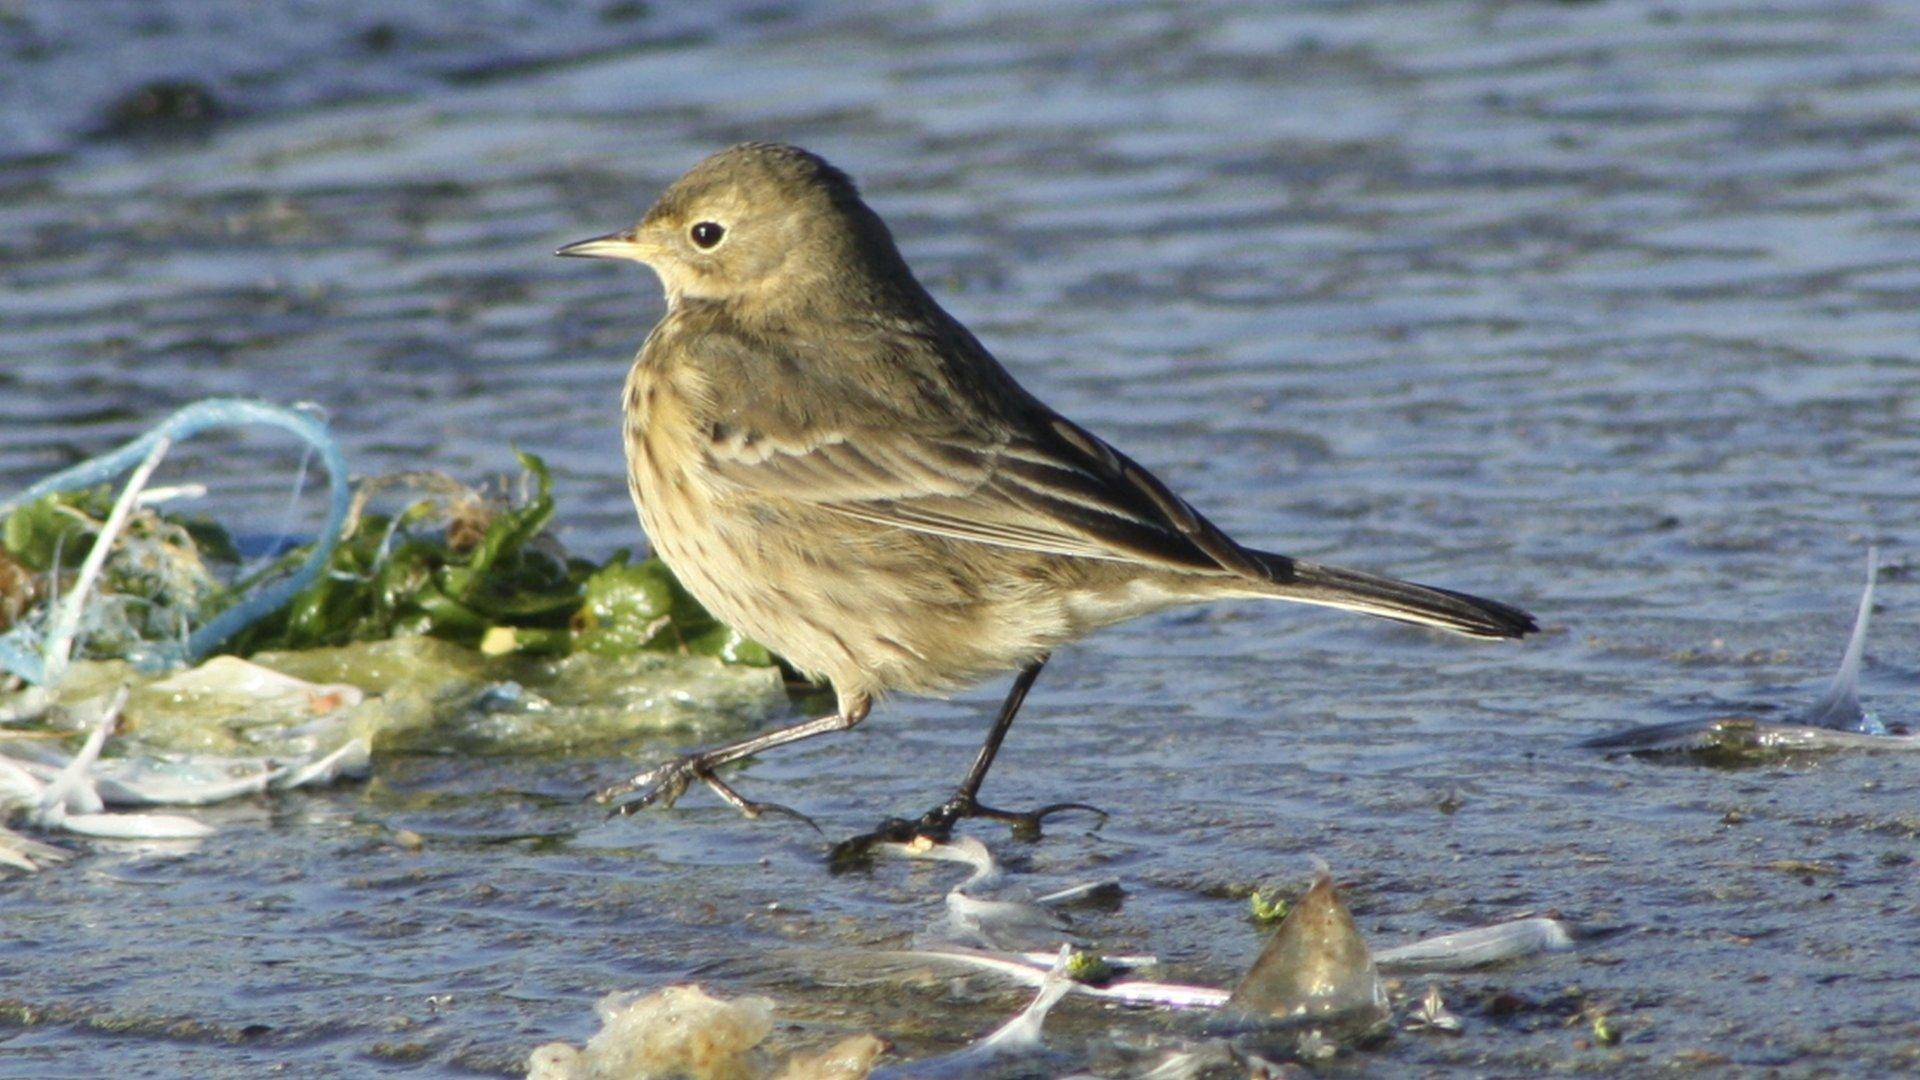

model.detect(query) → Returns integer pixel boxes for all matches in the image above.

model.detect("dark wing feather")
[701,409,1282,582]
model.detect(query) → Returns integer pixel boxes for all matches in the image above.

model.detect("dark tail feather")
[1250,552,1537,640]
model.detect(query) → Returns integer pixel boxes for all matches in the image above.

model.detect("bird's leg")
[830,657,1106,867]
[594,697,869,821]
[920,655,1104,835]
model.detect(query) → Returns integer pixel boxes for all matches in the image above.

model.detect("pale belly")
[626,436,1079,702]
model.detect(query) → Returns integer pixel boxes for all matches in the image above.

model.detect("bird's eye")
[689,221,725,249]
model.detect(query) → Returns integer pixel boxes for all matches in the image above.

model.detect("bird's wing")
[701,411,1272,580]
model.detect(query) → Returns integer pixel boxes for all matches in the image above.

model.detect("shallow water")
[7,0,1920,1074]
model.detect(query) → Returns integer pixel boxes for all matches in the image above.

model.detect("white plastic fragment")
[132,483,207,507]
[150,655,364,717]
[902,912,1576,1011]
[970,944,1074,1054]
[944,888,1070,948]
[869,946,1075,1079]
[1802,546,1877,732]
[1586,545,1914,752]
[1747,726,1920,750]
[21,754,106,814]
[896,947,1230,1009]
[2,737,288,806]
[89,758,284,806]
[880,837,1106,950]
[278,736,371,789]
[39,439,172,687]
[1374,916,1575,972]
[54,811,215,840]
[11,691,214,839]
[1032,880,1123,907]
[31,687,125,825]
[0,754,48,803]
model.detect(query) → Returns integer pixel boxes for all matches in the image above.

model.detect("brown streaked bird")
[558,142,1536,848]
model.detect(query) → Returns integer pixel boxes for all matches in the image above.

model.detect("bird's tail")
[1247,551,1537,640]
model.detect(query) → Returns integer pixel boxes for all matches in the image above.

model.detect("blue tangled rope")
[0,399,351,684]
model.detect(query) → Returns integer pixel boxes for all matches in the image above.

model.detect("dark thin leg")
[922,654,1105,834]
[594,698,869,819]
[830,657,1105,867]
[954,655,1049,803]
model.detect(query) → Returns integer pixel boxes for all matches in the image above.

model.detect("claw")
[697,771,823,833]
[975,800,1108,842]
[592,757,697,816]
[924,793,1108,840]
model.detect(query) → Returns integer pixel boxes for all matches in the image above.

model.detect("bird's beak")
[555,230,648,261]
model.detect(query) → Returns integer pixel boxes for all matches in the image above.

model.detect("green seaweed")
[2,484,238,650]
[1,453,774,671]
[2,486,116,572]
[1064,950,1115,984]
[1248,890,1291,925]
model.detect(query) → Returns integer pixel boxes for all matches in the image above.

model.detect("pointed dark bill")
[555,231,645,260]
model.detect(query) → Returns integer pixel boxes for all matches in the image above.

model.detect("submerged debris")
[1586,547,1920,757]
[770,1037,887,1080]
[0,679,368,842]
[0,636,784,845]
[870,947,1075,1079]
[525,959,1082,1080]
[1406,984,1463,1036]
[1,687,220,841]
[1227,874,1386,1024]
[879,836,1121,951]
[894,858,1575,1013]
[1583,715,1920,757]
[528,985,775,1080]
[98,79,224,139]
[797,848,1581,1073]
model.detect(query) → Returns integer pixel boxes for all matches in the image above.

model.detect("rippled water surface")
[7,1,1920,1074]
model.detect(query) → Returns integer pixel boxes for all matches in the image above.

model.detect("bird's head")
[557,142,913,316]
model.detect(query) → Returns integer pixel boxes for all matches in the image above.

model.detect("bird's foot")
[915,791,1108,841]
[593,754,819,831]
[828,791,1106,869]
[592,755,698,814]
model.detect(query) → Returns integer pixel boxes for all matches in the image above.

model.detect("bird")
[557,142,1535,849]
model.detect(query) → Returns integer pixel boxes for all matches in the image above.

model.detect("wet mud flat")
[7,0,1920,1075]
